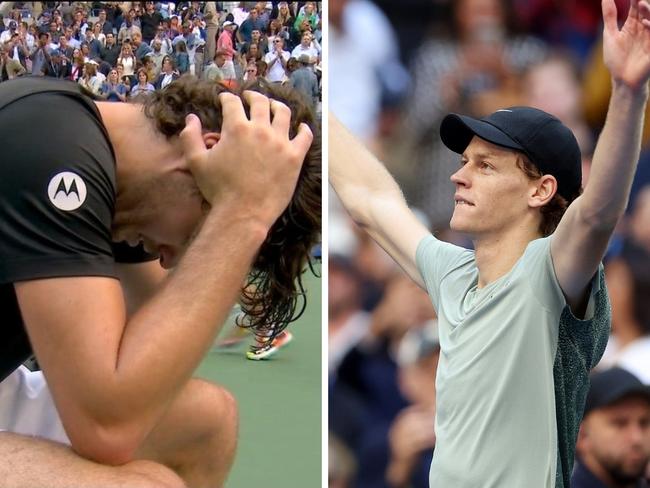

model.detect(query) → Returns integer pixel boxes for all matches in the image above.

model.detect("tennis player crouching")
[0,75,321,488]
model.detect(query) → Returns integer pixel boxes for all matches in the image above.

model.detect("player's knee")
[196,380,239,439]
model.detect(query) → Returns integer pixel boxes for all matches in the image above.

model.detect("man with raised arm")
[330,1,650,486]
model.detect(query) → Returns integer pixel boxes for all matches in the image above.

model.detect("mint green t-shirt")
[416,235,610,488]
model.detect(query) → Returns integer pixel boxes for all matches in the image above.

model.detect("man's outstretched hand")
[179,91,313,228]
[603,0,650,91]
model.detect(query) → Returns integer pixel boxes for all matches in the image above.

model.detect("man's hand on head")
[179,91,313,229]
[603,0,650,92]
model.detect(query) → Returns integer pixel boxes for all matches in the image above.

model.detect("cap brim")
[440,114,525,155]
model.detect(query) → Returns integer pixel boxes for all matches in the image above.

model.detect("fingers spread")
[270,99,291,137]
[242,90,271,124]
[219,92,247,132]
[179,113,205,163]
[291,122,314,160]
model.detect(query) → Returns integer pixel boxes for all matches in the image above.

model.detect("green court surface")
[195,265,322,488]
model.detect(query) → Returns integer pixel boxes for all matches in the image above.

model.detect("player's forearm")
[579,81,648,227]
[93,203,269,448]
[329,113,408,227]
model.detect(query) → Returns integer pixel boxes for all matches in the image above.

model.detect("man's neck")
[473,225,542,288]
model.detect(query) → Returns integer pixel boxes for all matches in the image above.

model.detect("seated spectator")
[130,67,155,98]
[132,31,152,63]
[42,49,71,78]
[69,48,85,82]
[241,28,268,56]
[153,54,180,90]
[573,368,650,488]
[78,60,104,96]
[117,41,137,78]
[293,2,319,36]
[99,68,128,102]
[242,61,258,84]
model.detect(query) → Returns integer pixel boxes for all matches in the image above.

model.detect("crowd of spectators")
[0,1,321,112]
[330,0,650,487]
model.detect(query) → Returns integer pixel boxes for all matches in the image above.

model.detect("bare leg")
[0,431,186,488]
[136,378,239,488]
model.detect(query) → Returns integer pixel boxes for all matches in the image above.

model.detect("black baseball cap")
[584,367,650,416]
[440,107,582,201]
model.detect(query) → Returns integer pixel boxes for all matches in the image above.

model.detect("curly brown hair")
[141,75,321,342]
[515,154,581,236]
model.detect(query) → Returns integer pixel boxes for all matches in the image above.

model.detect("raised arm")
[552,0,650,313]
[329,113,430,287]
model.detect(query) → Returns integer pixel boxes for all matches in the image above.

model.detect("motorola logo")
[47,171,88,211]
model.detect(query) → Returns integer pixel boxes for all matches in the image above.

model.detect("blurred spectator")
[242,61,257,84]
[264,36,290,83]
[85,28,102,60]
[78,60,104,96]
[601,187,650,384]
[203,49,226,83]
[0,45,25,81]
[91,20,106,48]
[294,2,319,35]
[330,0,409,145]
[241,28,267,56]
[291,30,319,65]
[573,368,650,488]
[99,67,128,102]
[29,31,50,76]
[237,6,265,45]
[100,32,120,68]
[289,54,319,109]
[42,49,70,78]
[0,19,17,44]
[266,18,290,53]
[148,37,166,75]
[130,67,156,98]
[386,327,439,488]
[96,8,114,36]
[116,40,136,78]
[132,31,152,63]
[69,47,85,82]
[173,39,190,75]
[140,1,163,44]
[275,1,294,32]
[153,54,180,90]
[204,1,220,63]
[217,20,236,75]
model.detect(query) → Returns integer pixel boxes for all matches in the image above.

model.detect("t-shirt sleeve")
[415,234,471,310]
[523,236,605,321]
[0,92,118,283]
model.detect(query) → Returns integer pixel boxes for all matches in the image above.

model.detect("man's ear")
[528,174,557,209]
[203,131,221,149]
